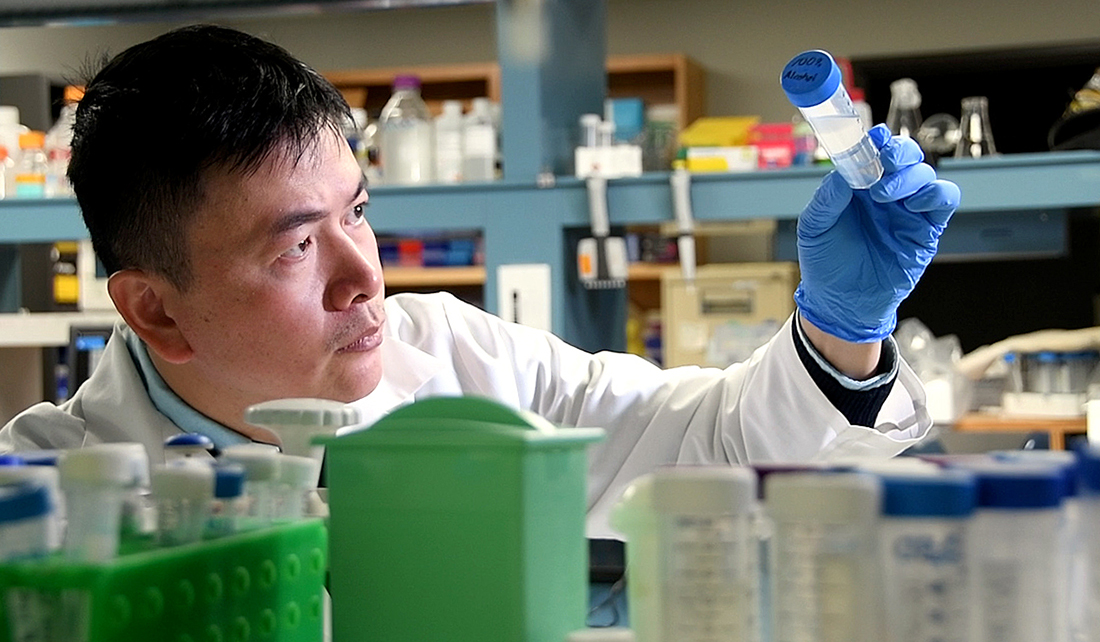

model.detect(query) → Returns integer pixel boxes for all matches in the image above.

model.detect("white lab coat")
[0,291,930,537]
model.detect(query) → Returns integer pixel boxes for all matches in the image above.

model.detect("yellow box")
[684,146,758,173]
[661,262,799,368]
[679,116,760,147]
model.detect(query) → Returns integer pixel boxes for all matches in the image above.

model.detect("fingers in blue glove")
[798,171,853,238]
[870,162,937,203]
[902,179,961,228]
[878,135,925,173]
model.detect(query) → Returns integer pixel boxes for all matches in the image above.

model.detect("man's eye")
[282,237,312,259]
[346,202,368,225]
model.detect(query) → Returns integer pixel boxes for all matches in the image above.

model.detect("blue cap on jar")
[781,50,843,108]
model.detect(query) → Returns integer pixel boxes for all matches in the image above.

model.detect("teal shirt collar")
[123,328,250,451]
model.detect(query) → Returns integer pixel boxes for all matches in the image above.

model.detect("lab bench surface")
[953,411,1087,450]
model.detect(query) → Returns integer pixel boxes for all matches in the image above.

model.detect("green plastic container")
[317,396,604,642]
[0,519,327,642]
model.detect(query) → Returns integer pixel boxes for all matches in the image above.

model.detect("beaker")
[955,96,997,158]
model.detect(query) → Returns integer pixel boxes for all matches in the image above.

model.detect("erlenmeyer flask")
[955,96,997,158]
[886,78,923,139]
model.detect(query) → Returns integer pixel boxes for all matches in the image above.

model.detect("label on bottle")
[14,173,46,199]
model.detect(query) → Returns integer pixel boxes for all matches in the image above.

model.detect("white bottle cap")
[59,443,149,488]
[0,106,20,126]
[277,455,322,490]
[765,471,881,523]
[441,100,463,116]
[151,460,215,501]
[220,444,281,482]
[651,466,757,515]
[566,628,636,642]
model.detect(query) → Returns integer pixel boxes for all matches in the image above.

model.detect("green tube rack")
[0,518,327,642]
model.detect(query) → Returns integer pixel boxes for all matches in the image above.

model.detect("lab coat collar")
[344,335,445,430]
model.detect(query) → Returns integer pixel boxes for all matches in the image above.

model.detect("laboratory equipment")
[57,444,143,561]
[378,74,434,185]
[0,518,326,642]
[207,463,245,538]
[967,464,1065,642]
[318,396,603,642]
[0,459,62,550]
[765,471,882,642]
[612,466,762,642]
[1076,444,1100,642]
[916,113,961,163]
[272,454,321,521]
[163,432,215,459]
[244,396,361,461]
[992,450,1084,642]
[434,99,464,183]
[150,459,214,546]
[13,131,47,198]
[886,78,923,139]
[0,482,51,561]
[877,470,977,642]
[219,443,281,529]
[781,49,883,189]
[955,96,997,158]
[463,97,497,181]
[578,176,628,289]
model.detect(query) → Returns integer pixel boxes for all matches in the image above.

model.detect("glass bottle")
[378,75,434,185]
[886,78,923,139]
[955,96,997,158]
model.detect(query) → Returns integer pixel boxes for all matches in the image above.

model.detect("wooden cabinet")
[324,53,705,129]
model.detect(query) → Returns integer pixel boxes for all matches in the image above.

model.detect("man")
[0,25,959,536]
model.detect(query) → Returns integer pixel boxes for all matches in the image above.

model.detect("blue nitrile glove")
[795,124,961,343]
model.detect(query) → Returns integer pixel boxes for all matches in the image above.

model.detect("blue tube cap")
[881,471,977,517]
[781,50,843,108]
[972,464,1065,509]
[0,481,51,523]
[214,463,246,499]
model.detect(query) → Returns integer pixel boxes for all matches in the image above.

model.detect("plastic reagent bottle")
[781,50,883,189]
[13,131,48,199]
[463,97,498,182]
[378,74,434,185]
[434,100,465,183]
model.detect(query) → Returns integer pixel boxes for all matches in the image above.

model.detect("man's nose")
[327,233,383,310]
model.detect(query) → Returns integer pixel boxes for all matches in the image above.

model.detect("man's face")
[163,127,385,409]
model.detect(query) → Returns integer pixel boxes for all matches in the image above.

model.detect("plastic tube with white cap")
[219,444,281,530]
[151,459,215,546]
[58,444,144,561]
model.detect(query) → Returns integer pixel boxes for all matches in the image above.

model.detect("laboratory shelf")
[0,150,1097,348]
[2,149,1098,242]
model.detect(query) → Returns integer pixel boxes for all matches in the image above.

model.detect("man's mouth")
[337,323,384,353]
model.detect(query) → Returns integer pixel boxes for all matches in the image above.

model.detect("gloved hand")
[795,124,961,343]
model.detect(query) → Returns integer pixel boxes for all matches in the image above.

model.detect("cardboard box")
[661,262,798,367]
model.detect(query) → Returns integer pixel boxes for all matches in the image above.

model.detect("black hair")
[69,24,351,289]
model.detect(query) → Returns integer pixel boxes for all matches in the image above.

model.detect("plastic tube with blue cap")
[877,469,978,642]
[966,463,1066,642]
[0,481,53,561]
[781,50,883,189]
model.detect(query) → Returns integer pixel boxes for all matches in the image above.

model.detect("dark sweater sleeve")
[791,314,898,427]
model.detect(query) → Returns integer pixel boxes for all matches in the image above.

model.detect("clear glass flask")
[955,96,997,158]
[886,78,923,139]
[781,49,883,189]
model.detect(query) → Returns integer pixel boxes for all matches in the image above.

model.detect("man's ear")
[107,269,194,364]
